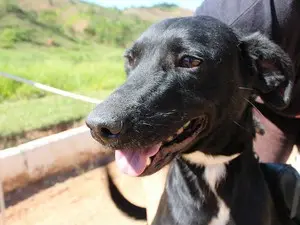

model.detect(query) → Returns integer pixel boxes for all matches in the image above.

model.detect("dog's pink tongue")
[115,144,161,176]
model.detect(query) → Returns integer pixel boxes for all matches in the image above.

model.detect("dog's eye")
[178,56,202,68]
[126,55,135,67]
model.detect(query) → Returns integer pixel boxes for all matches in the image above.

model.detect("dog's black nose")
[86,114,123,141]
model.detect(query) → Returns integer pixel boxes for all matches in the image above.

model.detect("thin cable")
[0,72,102,104]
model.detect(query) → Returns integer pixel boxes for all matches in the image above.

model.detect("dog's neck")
[152,109,277,225]
[143,111,254,225]
[182,109,254,166]
[152,151,271,225]
[182,151,241,166]
[191,105,256,158]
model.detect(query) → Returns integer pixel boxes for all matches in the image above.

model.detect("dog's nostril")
[100,127,120,139]
[86,113,123,141]
[98,120,123,140]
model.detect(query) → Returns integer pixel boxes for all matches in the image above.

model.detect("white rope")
[0,72,102,104]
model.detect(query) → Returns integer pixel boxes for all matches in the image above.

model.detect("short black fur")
[86,16,296,225]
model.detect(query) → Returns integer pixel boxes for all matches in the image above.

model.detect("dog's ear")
[240,32,294,110]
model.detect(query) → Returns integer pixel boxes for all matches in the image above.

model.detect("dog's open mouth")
[115,115,208,176]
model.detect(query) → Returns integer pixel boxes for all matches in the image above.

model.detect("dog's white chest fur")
[204,163,230,225]
[183,152,237,225]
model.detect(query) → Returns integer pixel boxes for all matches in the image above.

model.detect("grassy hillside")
[124,3,192,21]
[0,0,193,144]
[0,0,192,49]
[0,0,193,102]
[0,45,125,101]
[0,0,151,49]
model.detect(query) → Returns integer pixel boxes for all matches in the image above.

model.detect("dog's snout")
[86,113,123,141]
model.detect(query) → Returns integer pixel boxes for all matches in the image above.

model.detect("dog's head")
[86,16,294,176]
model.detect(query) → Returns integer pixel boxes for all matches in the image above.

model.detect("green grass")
[0,44,126,102]
[0,0,156,139]
[0,89,112,137]
[0,44,127,137]
[0,2,151,48]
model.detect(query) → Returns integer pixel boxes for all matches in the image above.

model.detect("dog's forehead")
[133,16,239,56]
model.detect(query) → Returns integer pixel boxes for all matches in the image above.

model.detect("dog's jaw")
[113,115,209,177]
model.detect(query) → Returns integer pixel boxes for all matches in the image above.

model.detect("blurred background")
[0,1,196,224]
[0,0,194,149]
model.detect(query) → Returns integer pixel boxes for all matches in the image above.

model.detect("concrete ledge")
[0,125,108,193]
[1,125,299,193]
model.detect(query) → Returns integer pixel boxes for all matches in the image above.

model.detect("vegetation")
[0,1,151,49]
[0,44,126,139]
[0,0,192,143]
[85,16,150,47]
[0,1,153,102]
[0,89,113,136]
[0,45,125,102]
[151,3,179,10]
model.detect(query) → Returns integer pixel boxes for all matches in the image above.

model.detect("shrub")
[84,26,96,36]
[152,3,179,10]
[5,3,23,14]
[84,16,150,47]
[0,27,35,48]
[39,10,58,24]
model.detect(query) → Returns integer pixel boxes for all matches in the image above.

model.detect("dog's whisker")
[140,122,154,127]
[140,122,170,128]
[135,129,141,134]
[232,120,251,134]
[242,97,264,117]
[238,87,254,91]
[230,96,239,104]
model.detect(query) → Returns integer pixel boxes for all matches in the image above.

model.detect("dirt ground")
[4,148,299,225]
[5,161,146,225]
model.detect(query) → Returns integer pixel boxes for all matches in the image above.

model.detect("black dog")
[86,16,296,225]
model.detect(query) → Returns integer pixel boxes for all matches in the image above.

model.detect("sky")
[82,0,204,11]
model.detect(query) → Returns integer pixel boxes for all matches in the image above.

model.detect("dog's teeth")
[167,136,174,142]
[146,157,151,166]
[183,121,190,128]
[177,127,184,135]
